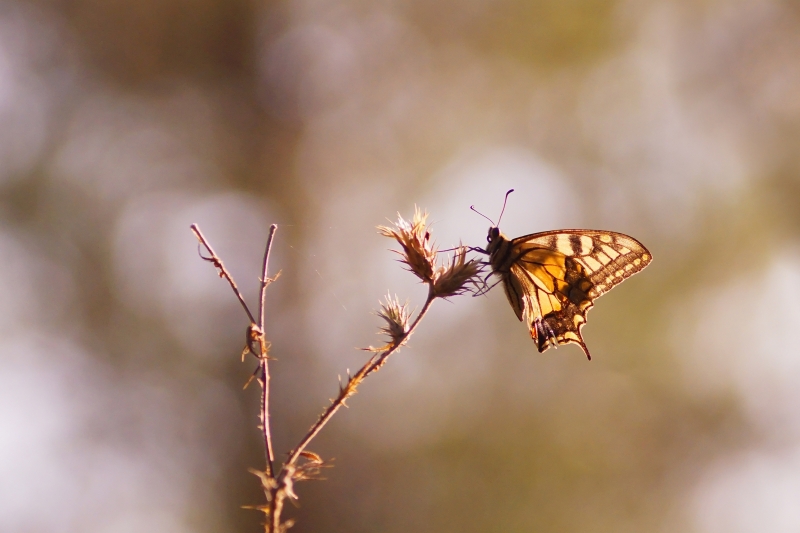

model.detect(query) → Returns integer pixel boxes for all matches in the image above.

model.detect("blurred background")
[2,0,800,531]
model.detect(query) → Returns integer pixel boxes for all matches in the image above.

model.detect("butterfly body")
[483,226,651,360]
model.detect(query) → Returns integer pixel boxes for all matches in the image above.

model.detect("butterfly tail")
[531,316,592,361]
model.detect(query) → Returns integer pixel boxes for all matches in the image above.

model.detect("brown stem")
[264,289,436,531]
[258,225,278,329]
[269,484,283,533]
[286,288,435,468]
[258,225,278,479]
[190,224,256,324]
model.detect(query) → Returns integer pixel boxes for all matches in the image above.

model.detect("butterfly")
[473,190,652,360]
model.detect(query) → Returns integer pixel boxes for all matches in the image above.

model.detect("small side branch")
[284,289,435,469]
[263,290,437,532]
[190,224,257,325]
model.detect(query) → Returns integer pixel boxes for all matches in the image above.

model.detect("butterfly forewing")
[515,230,651,297]
[488,228,651,359]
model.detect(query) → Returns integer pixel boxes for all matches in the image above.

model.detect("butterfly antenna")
[469,205,495,226]
[497,189,514,227]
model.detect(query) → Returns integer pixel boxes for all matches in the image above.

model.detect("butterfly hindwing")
[487,228,651,359]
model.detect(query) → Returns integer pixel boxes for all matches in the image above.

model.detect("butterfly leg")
[473,275,502,297]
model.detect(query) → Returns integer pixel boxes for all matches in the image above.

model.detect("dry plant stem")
[285,289,435,468]
[193,218,449,533]
[190,223,278,490]
[189,224,257,325]
[258,224,278,478]
[265,289,436,531]
[258,225,278,330]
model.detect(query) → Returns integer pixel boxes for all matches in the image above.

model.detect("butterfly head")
[485,226,511,258]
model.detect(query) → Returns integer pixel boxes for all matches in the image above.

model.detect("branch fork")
[191,208,482,532]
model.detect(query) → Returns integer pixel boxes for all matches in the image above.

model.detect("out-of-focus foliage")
[2,0,800,532]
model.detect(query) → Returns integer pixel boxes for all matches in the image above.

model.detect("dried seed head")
[378,208,436,283]
[376,293,410,347]
[432,245,484,298]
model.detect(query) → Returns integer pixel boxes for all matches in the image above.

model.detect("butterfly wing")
[505,230,652,359]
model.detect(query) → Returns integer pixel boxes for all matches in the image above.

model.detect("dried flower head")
[378,208,436,283]
[432,246,484,298]
[376,293,411,347]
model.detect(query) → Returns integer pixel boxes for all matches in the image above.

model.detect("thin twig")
[258,225,278,329]
[285,288,436,468]
[190,224,257,324]
[258,225,278,478]
[264,288,436,531]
